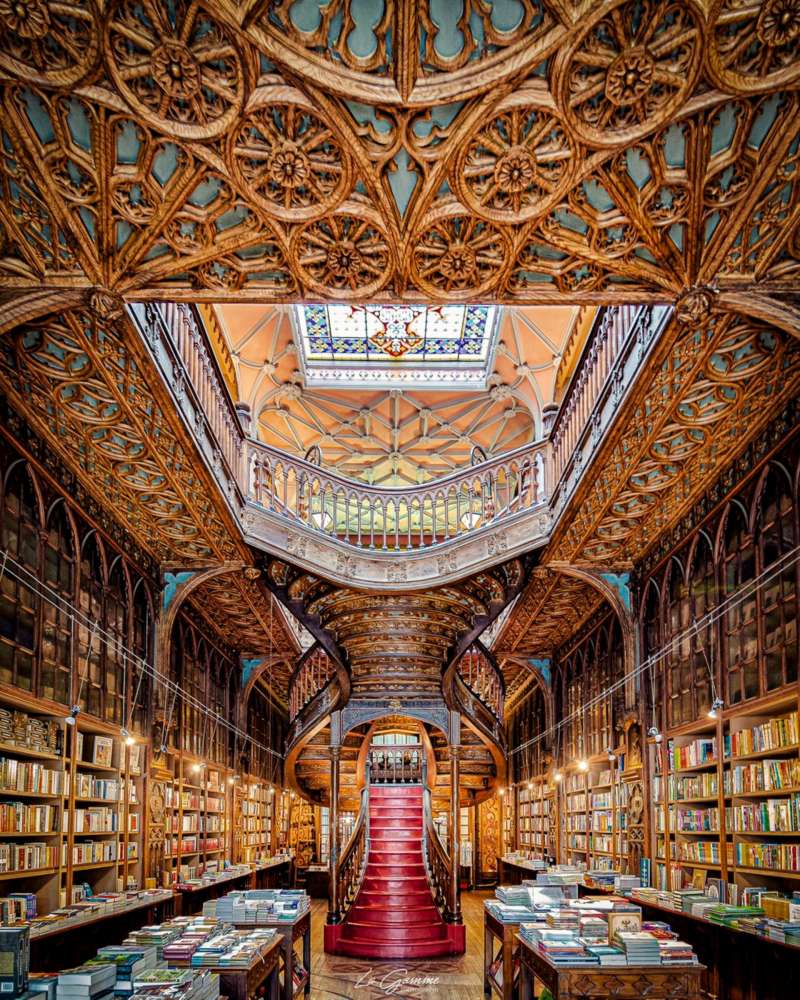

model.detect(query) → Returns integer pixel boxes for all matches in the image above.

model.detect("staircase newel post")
[449,744,462,924]
[328,744,341,923]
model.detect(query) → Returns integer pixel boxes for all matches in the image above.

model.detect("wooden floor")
[309,891,492,1000]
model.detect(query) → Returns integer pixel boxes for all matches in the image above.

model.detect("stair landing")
[324,784,465,958]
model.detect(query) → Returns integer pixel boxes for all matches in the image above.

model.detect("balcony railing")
[247,438,549,552]
[289,646,337,722]
[368,745,422,784]
[550,304,671,511]
[131,301,668,563]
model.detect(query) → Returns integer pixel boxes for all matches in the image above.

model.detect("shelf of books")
[651,693,800,900]
[160,754,237,883]
[240,776,274,863]
[0,695,66,922]
[563,771,588,864]
[64,718,143,904]
[517,777,554,860]
[588,764,615,872]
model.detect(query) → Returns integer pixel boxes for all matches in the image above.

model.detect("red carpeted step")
[342,921,447,943]
[326,783,461,959]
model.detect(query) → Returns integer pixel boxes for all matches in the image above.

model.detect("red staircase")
[325,784,464,958]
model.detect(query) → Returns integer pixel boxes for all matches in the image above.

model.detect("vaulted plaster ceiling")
[210,303,589,484]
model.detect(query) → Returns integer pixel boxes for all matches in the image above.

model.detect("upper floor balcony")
[127,299,669,588]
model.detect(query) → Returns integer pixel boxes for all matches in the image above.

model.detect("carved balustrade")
[334,764,369,923]
[130,302,246,508]
[456,645,504,722]
[368,745,422,784]
[248,438,550,552]
[289,646,337,722]
[421,758,453,920]
[550,304,672,512]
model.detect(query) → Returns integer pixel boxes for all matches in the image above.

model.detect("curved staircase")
[325,783,464,958]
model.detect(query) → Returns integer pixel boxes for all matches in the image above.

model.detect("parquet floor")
[308,891,491,1000]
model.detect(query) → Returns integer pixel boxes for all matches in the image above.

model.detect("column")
[328,745,341,923]
[449,745,462,923]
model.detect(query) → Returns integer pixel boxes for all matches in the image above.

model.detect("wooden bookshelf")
[650,691,800,897]
[239,775,275,863]
[0,696,65,919]
[517,776,554,860]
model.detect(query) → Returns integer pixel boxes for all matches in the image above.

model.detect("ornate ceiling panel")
[0,1,796,304]
[547,308,800,565]
[265,554,526,697]
[494,568,604,703]
[0,298,298,658]
[213,301,585,483]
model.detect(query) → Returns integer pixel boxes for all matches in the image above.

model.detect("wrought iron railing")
[247,438,549,551]
[368,745,422,784]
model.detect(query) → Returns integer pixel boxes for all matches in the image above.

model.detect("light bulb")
[527,783,533,790]
[64,706,80,726]
[553,771,562,783]
[577,759,589,772]
[707,697,724,720]
[498,787,505,796]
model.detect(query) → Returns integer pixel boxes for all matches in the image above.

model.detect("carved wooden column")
[449,745,462,924]
[328,744,341,923]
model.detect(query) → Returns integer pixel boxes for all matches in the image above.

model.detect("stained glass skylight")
[294,304,499,389]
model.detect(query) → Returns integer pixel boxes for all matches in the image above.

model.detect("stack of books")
[585,944,626,966]
[56,964,117,1000]
[211,889,309,924]
[614,932,662,965]
[87,947,156,995]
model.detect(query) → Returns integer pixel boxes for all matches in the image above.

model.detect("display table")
[300,865,329,899]
[30,892,177,971]
[630,893,800,1000]
[483,907,520,1000]
[516,935,704,1000]
[496,856,547,886]
[252,858,293,891]
[172,936,281,1000]
[176,869,257,915]
[232,910,311,1000]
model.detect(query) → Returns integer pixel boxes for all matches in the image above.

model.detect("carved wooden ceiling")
[211,302,587,483]
[494,568,605,705]
[0,1,797,306]
[0,297,299,664]
[265,554,527,697]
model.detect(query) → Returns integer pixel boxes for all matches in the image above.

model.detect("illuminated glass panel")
[295,303,499,389]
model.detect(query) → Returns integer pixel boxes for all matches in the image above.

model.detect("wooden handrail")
[334,762,370,923]
[421,756,453,920]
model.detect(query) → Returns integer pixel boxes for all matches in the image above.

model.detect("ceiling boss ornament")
[0,0,99,87]
[454,105,578,223]
[292,213,393,298]
[228,100,353,221]
[105,0,247,140]
[554,0,703,146]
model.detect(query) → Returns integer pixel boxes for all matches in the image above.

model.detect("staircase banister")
[421,766,453,921]
[334,761,370,923]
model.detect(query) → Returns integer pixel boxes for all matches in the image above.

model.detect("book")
[91,738,113,769]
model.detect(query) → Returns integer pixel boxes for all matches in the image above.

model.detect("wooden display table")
[630,893,800,1000]
[176,869,256,915]
[30,892,177,971]
[174,937,281,1000]
[497,856,547,887]
[232,910,311,1000]
[483,907,520,1000]
[517,935,704,1000]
